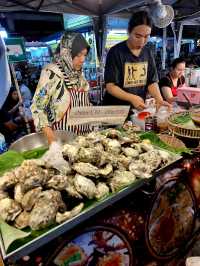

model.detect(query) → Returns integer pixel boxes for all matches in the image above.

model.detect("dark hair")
[128,11,152,33]
[171,57,186,69]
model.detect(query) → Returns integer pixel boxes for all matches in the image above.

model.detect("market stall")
[0,107,200,265]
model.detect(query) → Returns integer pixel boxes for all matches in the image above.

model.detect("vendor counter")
[0,128,200,266]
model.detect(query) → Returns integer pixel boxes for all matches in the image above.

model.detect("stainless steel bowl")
[10,130,76,152]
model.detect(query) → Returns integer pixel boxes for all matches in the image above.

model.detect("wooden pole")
[10,63,31,134]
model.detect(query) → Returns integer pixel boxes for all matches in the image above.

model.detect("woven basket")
[159,134,186,149]
[168,112,200,139]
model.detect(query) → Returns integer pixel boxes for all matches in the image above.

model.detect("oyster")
[65,176,83,199]
[102,139,121,154]
[129,162,152,179]
[78,147,100,165]
[0,171,16,190]
[86,131,106,142]
[93,142,104,153]
[46,175,69,191]
[122,147,139,158]
[104,128,122,139]
[99,152,119,168]
[98,164,113,177]
[117,155,132,170]
[62,144,80,162]
[73,135,90,147]
[0,190,8,201]
[56,202,84,224]
[21,187,42,211]
[14,211,30,229]
[74,174,96,199]
[140,142,154,152]
[139,150,161,171]
[95,183,109,200]
[29,190,65,230]
[73,162,99,178]
[130,143,143,153]
[0,198,22,221]
[23,172,48,192]
[158,150,176,164]
[110,171,136,192]
[14,183,25,203]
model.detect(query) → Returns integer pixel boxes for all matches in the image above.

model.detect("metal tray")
[0,155,183,263]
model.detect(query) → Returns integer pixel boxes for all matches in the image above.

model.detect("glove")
[42,141,71,174]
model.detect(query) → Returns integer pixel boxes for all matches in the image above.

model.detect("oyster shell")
[122,147,139,158]
[95,183,109,200]
[86,131,106,142]
[110,171,136,192]
[139,150,161,171]
[14,211,30,229]
[14,183,25,203]
[78,147,100,165]
[29,190,64,230]
[23,173,48,192]
[117,155,132,170]
[72,136,90,147]
[0,171,16,190]
[62,144,80,162]
[98,163,113,177]
[129,162,152,178]
[73,162,99,178]
[21,187,42,211]
[46,175,68,191]
[0,190,8,201]
[56,202,84,224]
[0,198,22,221]
[102,139,121,154]
[140,142,154,152]
[74,174,96,199]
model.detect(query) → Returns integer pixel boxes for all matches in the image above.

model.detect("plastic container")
[156,106,169,132]
[0,133,7,154]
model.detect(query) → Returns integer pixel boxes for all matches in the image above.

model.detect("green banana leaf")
[0,219,30,251]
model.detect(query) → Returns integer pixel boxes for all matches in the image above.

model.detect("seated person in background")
[1,88,26,144]
[159,58,185,103]
[0,108,19,145]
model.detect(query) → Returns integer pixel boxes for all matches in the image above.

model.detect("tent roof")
[0,0,178,16]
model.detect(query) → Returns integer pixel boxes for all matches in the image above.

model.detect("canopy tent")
[0,0,177,15]
[1,0,200,64]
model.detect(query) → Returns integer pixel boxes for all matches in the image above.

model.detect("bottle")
[145,115,156,131]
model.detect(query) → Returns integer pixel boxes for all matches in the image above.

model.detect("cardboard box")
[177,86,200,104]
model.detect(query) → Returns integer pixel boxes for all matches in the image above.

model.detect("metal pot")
[9,130,76,152]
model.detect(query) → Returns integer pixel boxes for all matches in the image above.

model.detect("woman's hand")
[129,95,146,110]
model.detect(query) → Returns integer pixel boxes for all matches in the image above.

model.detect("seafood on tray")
[0,128,178,230]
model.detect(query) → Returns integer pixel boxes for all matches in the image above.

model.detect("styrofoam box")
[177,86,200,104]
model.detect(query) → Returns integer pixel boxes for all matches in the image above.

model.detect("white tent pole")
[162,27,167,70]
[171,22,178,58]
[177,23,183,57]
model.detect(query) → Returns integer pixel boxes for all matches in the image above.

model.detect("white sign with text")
[67,106,130,126]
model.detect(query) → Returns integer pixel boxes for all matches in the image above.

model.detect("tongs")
[182,93,193,109]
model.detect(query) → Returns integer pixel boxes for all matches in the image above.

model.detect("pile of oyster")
[0,129,177,231]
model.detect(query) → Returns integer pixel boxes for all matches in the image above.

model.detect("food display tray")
[0,156,183,263]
